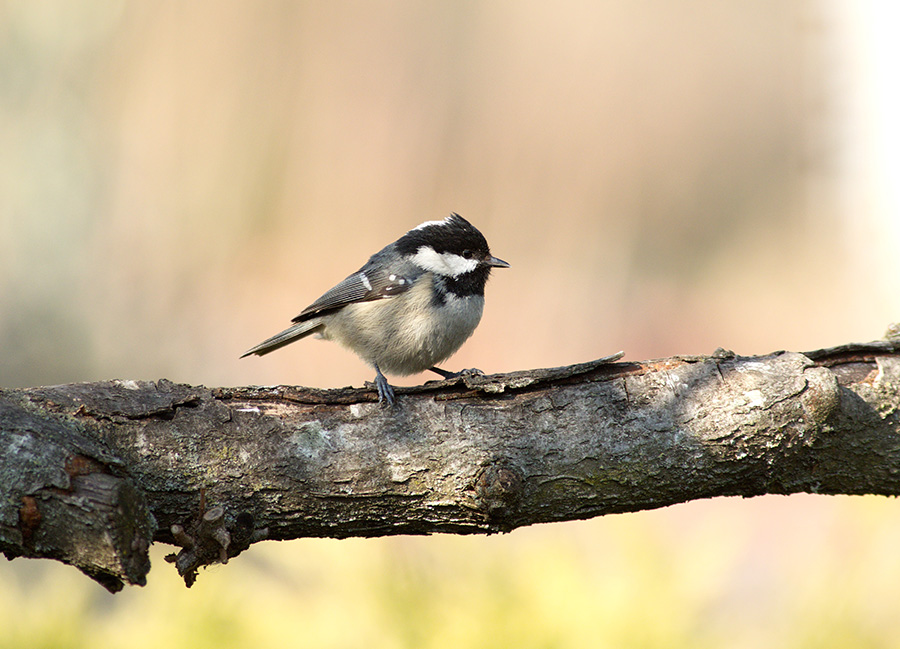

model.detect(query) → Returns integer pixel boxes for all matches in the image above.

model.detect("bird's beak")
[487,256,510,268]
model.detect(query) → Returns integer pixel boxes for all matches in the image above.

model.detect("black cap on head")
[396,213,492,258]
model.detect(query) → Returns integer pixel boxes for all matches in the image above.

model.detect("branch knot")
[475,463,524,528]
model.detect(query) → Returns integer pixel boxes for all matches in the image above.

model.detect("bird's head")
[397,213,509,280]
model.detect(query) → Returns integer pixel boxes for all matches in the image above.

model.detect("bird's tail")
[240,319,324,357]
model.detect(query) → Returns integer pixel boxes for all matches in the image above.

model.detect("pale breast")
[322,273,484,375]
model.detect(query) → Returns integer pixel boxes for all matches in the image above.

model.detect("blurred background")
[2,1,899,647]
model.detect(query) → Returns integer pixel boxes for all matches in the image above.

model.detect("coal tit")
[241,213,509,405]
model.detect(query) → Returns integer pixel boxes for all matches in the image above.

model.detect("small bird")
[241,213,509,405]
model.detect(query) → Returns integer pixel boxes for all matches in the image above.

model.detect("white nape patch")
[359,272,372,291]
[412,216,452,231]
[412,245,478,277]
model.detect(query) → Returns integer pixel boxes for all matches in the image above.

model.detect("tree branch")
[2,341,899,591]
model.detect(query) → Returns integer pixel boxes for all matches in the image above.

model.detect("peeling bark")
[2,342,899,591]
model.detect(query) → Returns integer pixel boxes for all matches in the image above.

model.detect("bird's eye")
[462,250,474,259]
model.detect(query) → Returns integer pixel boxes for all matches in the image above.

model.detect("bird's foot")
[372,365,396,407]
[428,366,485,380]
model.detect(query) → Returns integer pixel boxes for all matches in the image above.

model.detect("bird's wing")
[293,266,416,321]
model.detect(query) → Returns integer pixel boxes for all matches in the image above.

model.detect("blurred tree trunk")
[2,341,899,592]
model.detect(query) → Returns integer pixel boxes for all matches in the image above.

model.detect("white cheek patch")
[412,246,478,277]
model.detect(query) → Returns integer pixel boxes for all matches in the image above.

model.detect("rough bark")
[2,341,899,592]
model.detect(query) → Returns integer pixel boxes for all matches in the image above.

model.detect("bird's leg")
[428,366,455,379]
[373,364,396,407]
[428,366,485,379]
